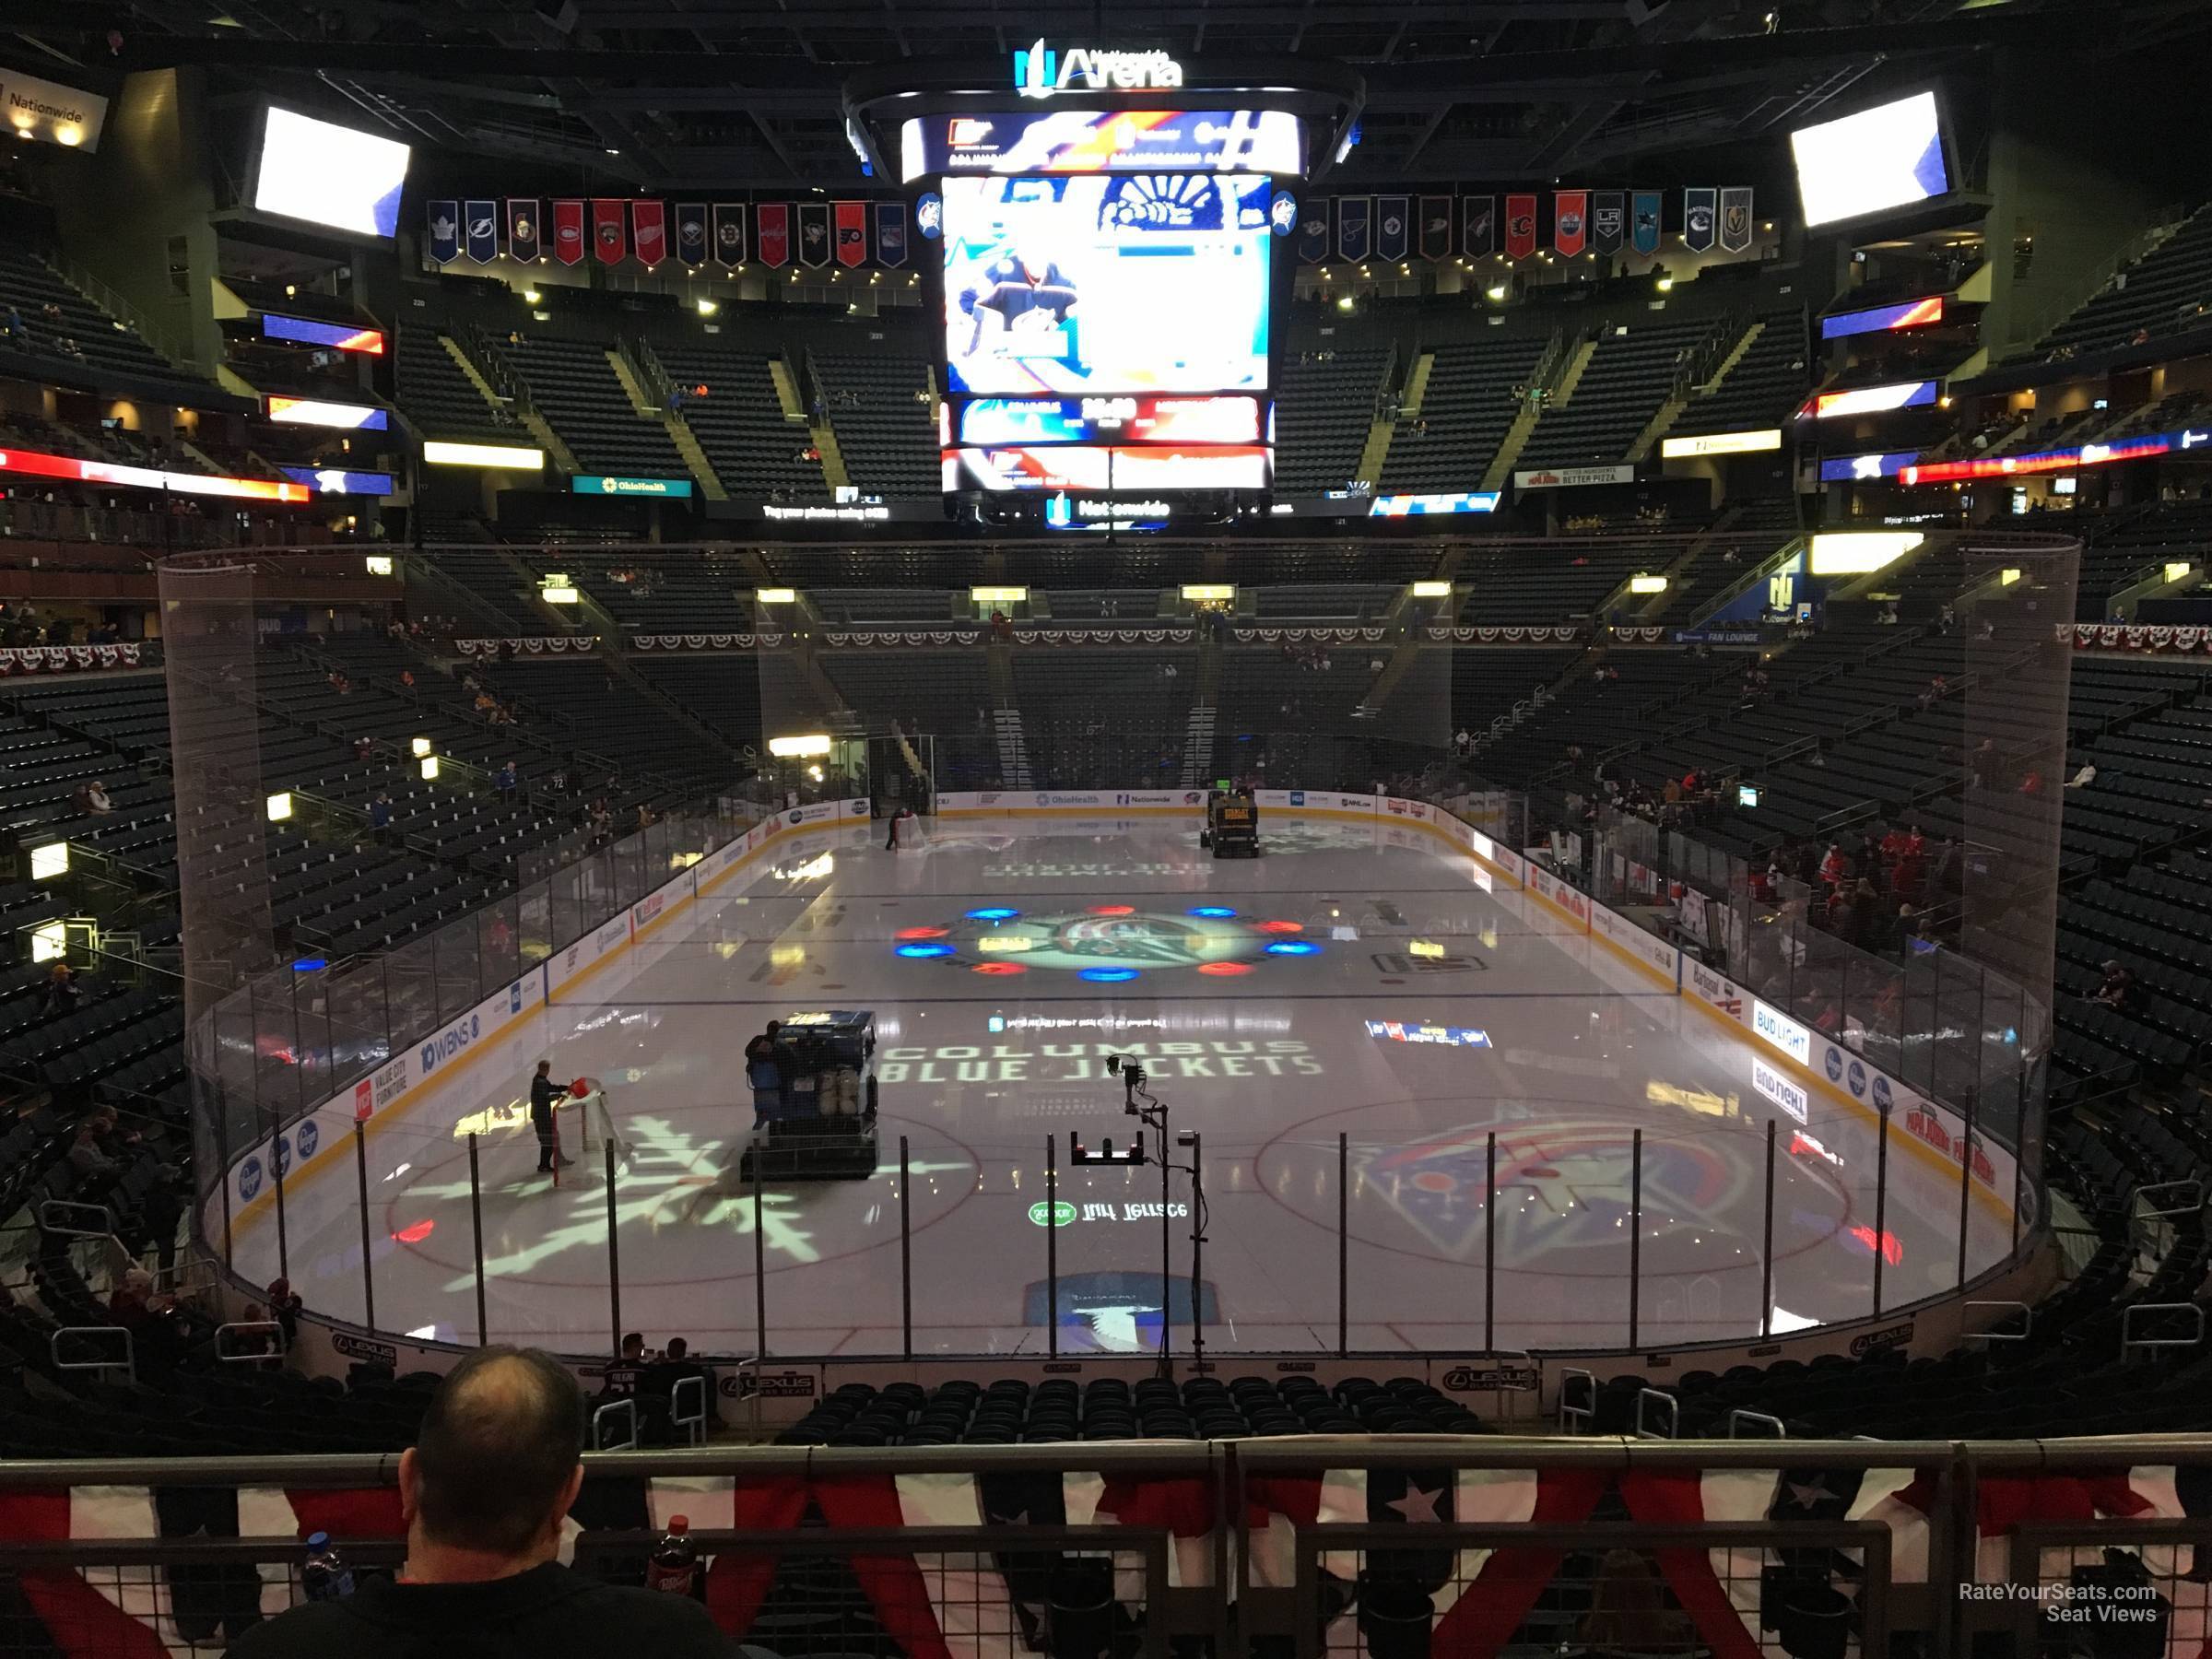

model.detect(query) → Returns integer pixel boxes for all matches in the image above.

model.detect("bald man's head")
[409,1347,584,1554]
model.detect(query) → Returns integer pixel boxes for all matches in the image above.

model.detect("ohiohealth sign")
[1015,41,1183,97]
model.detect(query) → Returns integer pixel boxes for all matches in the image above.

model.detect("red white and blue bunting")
[455,636,603,656]
[630,633,781,651]
[2065,622,2212,653]
[0,643,141,677]
[1233,627,1390,645]
[1422,626,1587,644]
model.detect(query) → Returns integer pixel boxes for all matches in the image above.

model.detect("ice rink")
[236,809,2016,1360]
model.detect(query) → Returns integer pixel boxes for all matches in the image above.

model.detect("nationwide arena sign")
[1014,41,1184,98]
[0,444,311,502]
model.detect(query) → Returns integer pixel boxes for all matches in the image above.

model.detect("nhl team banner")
[1631,190,1662,256]
[674,202,709,266]
[1296,197,1331,265]
[1591,190,1624,255]
[713,203,747,267]
[1504,194,1537,260]
[506,198,540,263]
[553,199,586,265]
[1553,190,1588,258]
[1335,196,1371,262]
[758,203,791,268]
[591,198,627,264]
[463,199,498,264]
[1374,195,1409,262]
[632,199,668,265]
[875,201,909,268]
[1462,195,1494,257]
[797,201,831,268]
[1719,186,1754,253]
[1683,187,1718,253]
[1418,196,1452,261]
[425,199,459,265]
[834,201,868,267]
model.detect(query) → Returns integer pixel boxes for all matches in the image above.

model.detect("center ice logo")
[894,906,1314,976]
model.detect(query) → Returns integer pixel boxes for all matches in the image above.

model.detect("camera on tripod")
[1107,1053,1147,1111]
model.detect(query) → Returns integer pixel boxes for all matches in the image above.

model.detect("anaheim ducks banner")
[0,642,142,676]
[2068,622,2212,653]
[1421,625,1586,643]
[454,636,602,656]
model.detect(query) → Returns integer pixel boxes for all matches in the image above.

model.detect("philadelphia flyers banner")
[1504,193,1536,260]
[552,199,585,265]
[834,201,867,267]
[1553,190,1587,258]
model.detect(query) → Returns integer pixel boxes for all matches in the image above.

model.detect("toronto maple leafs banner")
[874,201,908,267]
[1418,195,1452,261]
[1631,190,1663,256]
[1335,195,1370,262]
[797,201,831,268]
[425,199,459,265]
[463,199,498,263]
[1297,197,1331,265]
[1684,186,1718,253]
[1375,194,1409,262]
[1591,190,1624,255]
[1719,186,1754,253]
[712,203,747,267]
[1461,195,1494,257]
[553,199,586,265]
[506,198,540,263]
[675,202,709,266]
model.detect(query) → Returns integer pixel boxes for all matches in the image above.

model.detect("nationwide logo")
[1014,40,1184,99]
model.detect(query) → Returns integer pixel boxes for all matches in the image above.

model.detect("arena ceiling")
[13,0,2212,187]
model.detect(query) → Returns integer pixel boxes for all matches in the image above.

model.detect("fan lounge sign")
[1015,41,1184,97]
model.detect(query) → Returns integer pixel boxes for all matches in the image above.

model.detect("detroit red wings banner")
[757,203,790,268]
[834,200,868,267]
[631,199,668,266]
[1553,190,1588,257]
[552,198,585,265]
[591,198,627,265]
[1504,193,1537,260]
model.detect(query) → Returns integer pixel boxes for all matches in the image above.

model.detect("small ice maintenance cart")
[740,1009,880,1181]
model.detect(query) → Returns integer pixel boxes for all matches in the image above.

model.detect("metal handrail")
[1726,1409,1787,1439]
[593,1398,639,1450]
[670,1373,709,1447]
[1557,1367,1597,1434]
[35,1201,117,1239]
[51,1324,133,1379]
[215,1321,287,1364]
[1634,1388,1678,1440]
[2119,1300,2204,1359]
[1962,1300,2033,1344]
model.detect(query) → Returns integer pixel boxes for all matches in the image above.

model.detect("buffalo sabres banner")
[1553,190,1588,258]
[1631,190,1662,256]
[674,202,709,266]
[1335,195,1371,262]
[797,201,831,268]
[875,200,908,267]
[1504,193,1537,259]
[834,200,868,267]
[425,199,459,264]
[1720,186,1754,253]
[1297,197,1331,264]
[506,198,540,263]
[463,198,498,264]
[553,199,586,265]
[1684,186,1718,253]
[1375,195,1409,262]
[712,203,747,267]
[631,199,668,265]
[1419,195,1453,260]
[1591,190,1624,255]
[757,203,790,267]
[1462,195,1494,257]
[591,198,627,265]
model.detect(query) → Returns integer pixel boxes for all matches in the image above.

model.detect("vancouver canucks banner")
[874,201,908,267]
[591,198,627,264]
[463,199,498,264]
[1335,195,1371,262]
[1374,195,1409,262]
[1418,195,1452,261]
[1461,195,1494,257]
[553,199,586,265]
[506,198,540,263]
[631,199,668,265]
[1683,186,1718,253]
[1591,190,1624,255]
[674,203,709,266]
[1631,190,1662,256]
[834,200,867,267]
[712,203,747,267]
[1504,194,1536,260]
[797,202,831,267]
[1719,186,1754,253]
[425,200,459,265]
[1296,197,1331,265]
[757,203,790,267]
[1553,190,1587,258]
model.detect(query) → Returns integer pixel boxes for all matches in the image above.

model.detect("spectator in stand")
[41,961,78,1018]
[1818,842,1849,891]
[1969,738,1999,790]
[228,1347,725,1658]
[370,791,394,842]
[265,1277,305,1348]
[497,759,519,802]
[355,736,376,762]
[2066,759,2098,789]
[67,1123,118,1182]
[0,305,20,346]
[327,669,351,696]
[2094,961,2135,1011]
[73,779,113,815]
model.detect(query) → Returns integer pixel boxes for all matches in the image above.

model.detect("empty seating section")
[566,550,759,634]
[394,326,524,444]
[2038,204,2212,358]
[811,353,937,496]
[1379,336,1551,490]
[1013,651,1194,784]
[1273,348,1391,493]
[2075,500,2212,618]
[1516,318,1726,468]
[625,657,763,748]
[0,247,188,387]
[818,652,991,739]
[651,343,825,499]
[495,336,690,479]
[1451,649,1584,740]
[1670,310,1810,436]
[1455,540,1658,624]
[422,547,550,631]
[758,547,990,588]
[477,660,733,782]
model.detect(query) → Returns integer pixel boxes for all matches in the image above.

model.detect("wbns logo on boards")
[1014,41,1183,97]
[420,1013,483,1076]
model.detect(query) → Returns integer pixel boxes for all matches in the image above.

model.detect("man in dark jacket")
[529,1061,572,1173]
[225,1347,726,1658]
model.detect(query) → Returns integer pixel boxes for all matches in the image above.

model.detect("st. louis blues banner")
[1297,197,1331,265]
[1335,196,1371,262]
[1683,187,1718,253]
[1591,191,1624,255]
[1418,196,1452,261]
[712,203,747,267]
[464,199,499,264]
[1719,186,1754,253]
[1631,190,1662,257]
[674,203,709,266]
[758,203,790,268]
[1553,190,1587,258]
[506,198,540,263]
[1375,195,1409,262]
[797,202,831,268]
[1504,194,1536,260]
[1462,195,1494,257]
[874,201,908,268]
[834,201,867,267]
[631,199,667,265]
[591,198,626,265]
[425,200,459,265]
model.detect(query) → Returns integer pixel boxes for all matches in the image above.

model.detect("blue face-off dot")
[966,907,1020,921]
[1079,967,1141,982]
[896,943,957,959]
[1265,940,1322,957]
